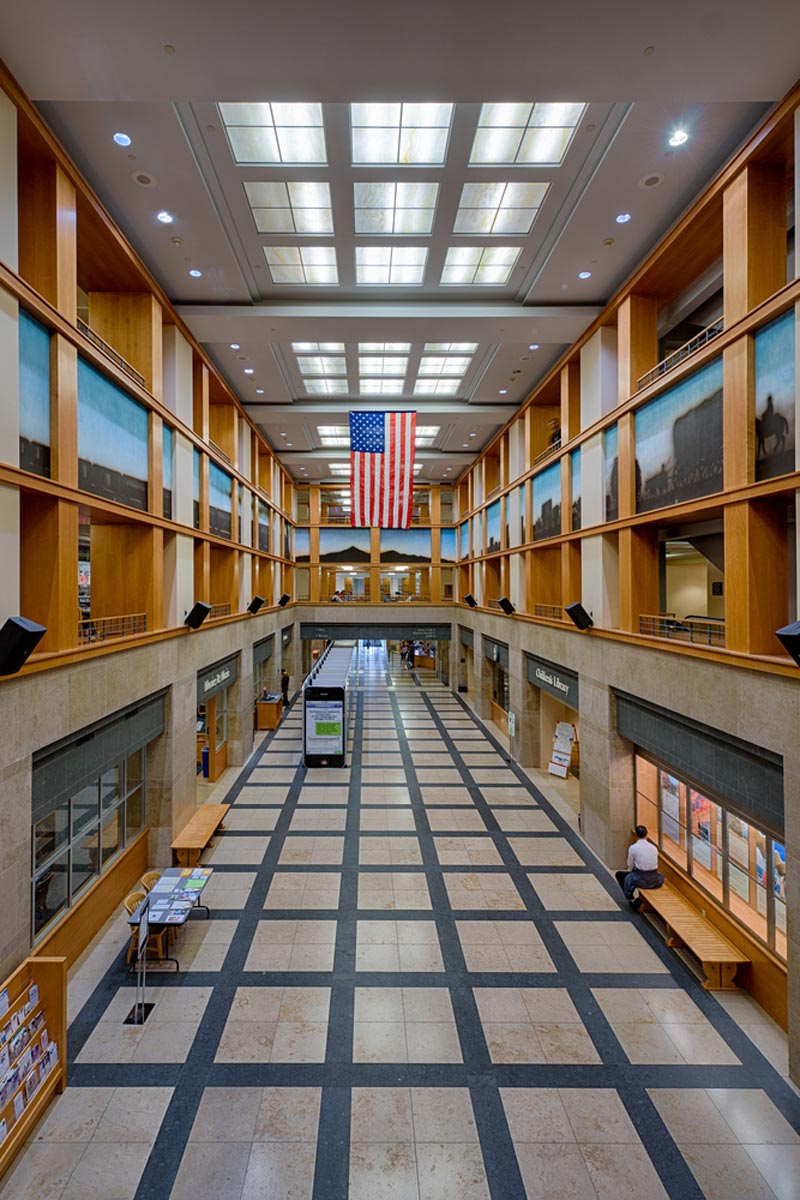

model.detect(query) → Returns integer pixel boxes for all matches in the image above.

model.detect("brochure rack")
[0,956,66,1181]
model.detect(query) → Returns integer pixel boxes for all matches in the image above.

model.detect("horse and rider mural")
[754,310,795,481]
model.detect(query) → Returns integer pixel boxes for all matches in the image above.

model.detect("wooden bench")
[171,804,230,867]
[639,882,750,990]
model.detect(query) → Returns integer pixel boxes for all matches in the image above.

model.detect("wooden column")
[194,539,211,603]
[18,161,77,323]
[619,526,659,632]
[209,401,237,464]
[561,542,581,609]
[86,292,163,398]
[560,360,581,441]
[616,412,637,519]
[20,495,79,652]
[725,498,788,655]
[148,412,163,517]
[193,360,210,441]
[309,486,321,526]
[49,333,78,487]
[723,165,786,326]
[198,453,210,532]
[561,456,572,534]
[723,336,756,490]
[91,523,161,631]
[617,295,657,404]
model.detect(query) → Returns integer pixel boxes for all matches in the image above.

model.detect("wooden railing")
[637,318,724,391]
[639,613,726,647]
[209,603,232,620]
[77,318,146,389]
[78,613,146,644]
[534,603,564,620]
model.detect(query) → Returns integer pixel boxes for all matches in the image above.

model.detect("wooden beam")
[560,360,581,442]
[18,160,77,322]
[724,497,788,654]
[49,333,77,488]
[20,495,79,652]
[723,337,756,490]
[619,525,659,632]
[617,294,658,403]
[87,292,163,397]
[723,164,786,326]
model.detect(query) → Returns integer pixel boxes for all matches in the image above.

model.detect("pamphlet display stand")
[0,956,67,1181]
[548,721,579,778]
[256,694,283,730]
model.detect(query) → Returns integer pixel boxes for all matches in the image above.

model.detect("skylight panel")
[358,343,411,354]
[244,181,333,235]
[318,426,349,436]
[296,355,346,376]
[413,378,461,395]
[469,101,585,165]
[440,245,521,286]
[423,343,479,354]
[328,462,351,474]
[292,343,345,353]
[351,103,453,165]
[454,181,549,235]
[418,355,472,376]
[219,102,327,165]
[305,379,349,395]
[415,425,439,447]
[355,246,428,285]
[359,356,409,376]
[319,432,351,446]
[264,245,338,285]
[354,182,439,234]
[359,379,405,395]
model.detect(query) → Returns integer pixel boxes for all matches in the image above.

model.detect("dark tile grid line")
[416,680,800,1171]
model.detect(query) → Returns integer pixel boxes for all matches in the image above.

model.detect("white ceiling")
[6,0,798,480]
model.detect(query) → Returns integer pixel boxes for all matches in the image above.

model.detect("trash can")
[201,745,209,778]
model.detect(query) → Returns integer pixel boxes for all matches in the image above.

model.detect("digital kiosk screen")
[305,697,344,757]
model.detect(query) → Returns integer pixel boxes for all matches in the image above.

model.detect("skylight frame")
[355,245,429,286]
[453,181,550,235]
[353,181,440,235]
[219,101,327,165]
[469,101,586,166]
[440,245,522,286]
[413,378,462,396]
[350,103,454,166]
[244,180,334,235]
[304,379,350,396]
[358,378,406,396]
[263,245,339,286]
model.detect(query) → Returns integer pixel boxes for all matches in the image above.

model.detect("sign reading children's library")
[525,654,579,709]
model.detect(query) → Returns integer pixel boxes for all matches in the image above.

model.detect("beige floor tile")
[202,836,270,866]
[530,874,619,911]
[706,1088,800,1144]
[60,1142,152,1200]
[515,1142,597,1199]
[355,987,405,1022]
[0,1143,87,1200]
[500,1088,575,1144]
[353,1020,408,1063]
[421,787,476,805]
[361,786,411,805]
[492,810,557,833]
[171,1142,252,1200]
[483,1022,545,1063]
[297,786,349,805]
[264,872,342,910]
[190,1087,262,1141]
[536,1024,597,1064]
[270,1021,328,1062]
[416,1143,490,1199]
[675,1144,771,1200]
[255,1087,322,1142]
[580,1143,668,1200]
[215,1020,276,1063]
[510,838,583,867]
[416,769,463,783]
[410,1088,478,1142]
[93,1086,173,1143]
[359,836,423,866]
[402,988,456,1023]
[224,809,280,831]
[360,810,417,831]
[30,1088,113,1143]
[279,836,344,866]
[351,1088,414,1142]
[349,1141,419,1200]
[648,1089,740,1144]
[405,1022,462,1062]
[745,1143,800,1199]
[444,873,524,911]
[289,809,347,831]
[434,836,503,866]
[426,809,487,832]
[240,1141,317,1200]
[561,1089,639,1143]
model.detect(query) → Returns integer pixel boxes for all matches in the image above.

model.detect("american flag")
[349,410,416,528]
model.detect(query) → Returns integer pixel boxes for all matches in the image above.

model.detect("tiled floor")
[6,645,800,1200]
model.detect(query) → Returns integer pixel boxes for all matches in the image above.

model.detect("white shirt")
[627,838,659,872]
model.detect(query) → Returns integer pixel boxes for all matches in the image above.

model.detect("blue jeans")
[616,868,664,901]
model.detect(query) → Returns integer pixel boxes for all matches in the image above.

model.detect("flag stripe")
[350,410,415,529]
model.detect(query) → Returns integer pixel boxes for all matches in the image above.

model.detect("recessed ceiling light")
[528,343,539,350]
[463,442,469,447]
[230,342,241,349]
[156,210,174,224]
[578,270,592,279]
[280,432,287,437]
[244,368,254,374]
[286,442,293,446]
[499,388,508,395]
[615,212,631,224]
[256,388,264,394]
[469,433,476,438]
[113,132,132,146]
[188,268,202,277]
[669,129,689,147]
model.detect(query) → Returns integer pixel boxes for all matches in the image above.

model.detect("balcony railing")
[321,591,371,603]
[209,603,232,620]
[639,613,726,647]
[209,439,232,466]
[533,438,561,468]
[78,612,147,644]
[534,603,564,621]
[637,318,724,391]
[77,318,146,389]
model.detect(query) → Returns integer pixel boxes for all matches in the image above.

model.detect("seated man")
[615,825,664,908]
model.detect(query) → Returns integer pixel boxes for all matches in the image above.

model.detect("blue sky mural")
[380,527,432,563]
[755,310,795,480]
[486,499,502,553]
[533,461,561,540]
[320,527,371,562]
[440,527,457,563]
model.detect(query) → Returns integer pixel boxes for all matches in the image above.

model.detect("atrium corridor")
[3,645,799,1200]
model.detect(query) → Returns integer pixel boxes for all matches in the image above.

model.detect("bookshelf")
[0,956,67,1180]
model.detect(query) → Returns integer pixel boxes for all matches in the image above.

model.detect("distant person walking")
[399,641,408,669]
[615,825,664,909]
[281,669,290,707]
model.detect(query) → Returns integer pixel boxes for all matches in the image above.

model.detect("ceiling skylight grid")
[296,355,346,376]
[354,182,439,234]
[355,246,428,285]
[358,355,409,377]
[219,102,327,164]
[263,245,338,285]
[304,379,350,395]
[358,343,411,354]
[418,355,472,376]
[469,102,586,165]
[423,342,478,354]
[292,342,345,353]
[413,378,461,395]
[359,378,406,395]
[351,103,454,165]
[244,181,333,234]
[440,245,522,285]
[453,181,549,234]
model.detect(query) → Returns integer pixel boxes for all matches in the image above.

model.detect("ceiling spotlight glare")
[189,268,202,277]
[469,433,476,438]
[669,128,689,147]
[280,432,287,437]
[615,212,631,224]
[463,442,469,447]
[113,132,131,146]
[499,388,508,395]
[156,210,174,224]
[244,368,254,374]
[578,270,592,279]
[286,442,293,447]
[256,388,264,394]
[528,343,539,350]
[230,342,240,350]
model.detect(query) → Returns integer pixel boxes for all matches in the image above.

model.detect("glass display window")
[689,788,723,900]
[773,841,787,958]
[659,769,688,869]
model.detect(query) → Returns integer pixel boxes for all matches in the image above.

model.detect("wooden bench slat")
[639,882,750,989]
[171,804,230,866]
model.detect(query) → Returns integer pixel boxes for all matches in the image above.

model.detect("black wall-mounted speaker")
[776,620,800,667]
[247,596,266,614]
[278,593,291,608]
[565,602,594,630]
[464,594,477,608]
[185,601,211,630]
[498,596,515,616]
[0,616,47,675]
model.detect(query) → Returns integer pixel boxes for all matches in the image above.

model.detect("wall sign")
[197,655,239,704]
[525,653,579,709]
[300,622,451,641]
[483,636,509,668]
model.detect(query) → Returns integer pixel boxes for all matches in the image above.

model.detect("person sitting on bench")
[615,825,664,909]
